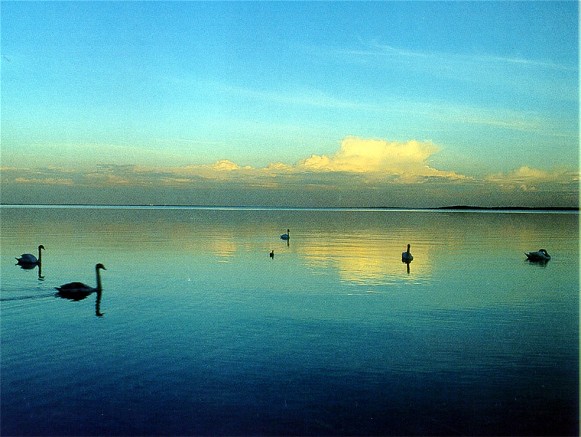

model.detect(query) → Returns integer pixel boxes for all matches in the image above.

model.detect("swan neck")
[96,267,103,291]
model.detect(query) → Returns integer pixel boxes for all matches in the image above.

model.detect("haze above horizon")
[1,2,578,208]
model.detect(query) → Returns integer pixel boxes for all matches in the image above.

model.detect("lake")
[1,206,578,436]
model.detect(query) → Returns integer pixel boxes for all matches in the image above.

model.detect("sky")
[1,1,578,208]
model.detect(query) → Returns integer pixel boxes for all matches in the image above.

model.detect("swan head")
[96,263,107,271]
[38,245,45,250]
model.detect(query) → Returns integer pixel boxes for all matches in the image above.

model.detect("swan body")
[16,245,44,267]
[280,229,290,240]
[56,263,106,300]
[525,249,551,262]
[402,244,414,263]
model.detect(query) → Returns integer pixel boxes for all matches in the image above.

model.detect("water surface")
[1,206,578,435]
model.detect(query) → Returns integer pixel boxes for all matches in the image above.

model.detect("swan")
[16,245,45,267]
[280,229,290,240]
[525,249,551,262]
[402,244,414,263]
[56,263,106,300]
[270,250,275,259]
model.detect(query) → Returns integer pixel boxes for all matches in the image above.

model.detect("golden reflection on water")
[2,207,577,290]
[209,237,238,261]
[296,236,432,285]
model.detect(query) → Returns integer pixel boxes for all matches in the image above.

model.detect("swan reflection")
[20,263,45,280]
[55,289,104,317]
[95,290,104,317]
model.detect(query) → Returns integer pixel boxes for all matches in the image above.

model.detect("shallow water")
[1,206,578,435]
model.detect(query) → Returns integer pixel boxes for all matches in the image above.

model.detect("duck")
[280,229,290,241]
[56,263,106,301]
[525,249,551,262]
[16,245,45,268]
[402,244,414,263]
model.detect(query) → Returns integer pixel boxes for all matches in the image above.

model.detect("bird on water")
[280,229,290,240]
[525,249,551,263]
[56,263,107,301]
[16,245,45,268]
[402,244,414,263]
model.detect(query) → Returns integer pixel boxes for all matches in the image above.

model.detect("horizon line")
[0,203,578,212]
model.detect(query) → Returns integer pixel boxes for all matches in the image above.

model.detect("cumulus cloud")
[485,166,578,191]
[159,137,465,188]
[85,174,131,186]
[0,137,511,189]
[298,136,468,182]
[102,137,465,189]
[2,137,577,207]
[212,160,241,171]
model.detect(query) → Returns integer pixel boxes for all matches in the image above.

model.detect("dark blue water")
[1,206,578,435]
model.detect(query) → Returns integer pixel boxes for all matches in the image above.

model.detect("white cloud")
[485,166,579,191]
[212,160,241,171]
[298,136,468,182]
[2,137,577,207]
[212,82,366,110]
[14,177,74,186]
[111,136,466,187]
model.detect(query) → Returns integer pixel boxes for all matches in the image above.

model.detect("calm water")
[1,206,578,436]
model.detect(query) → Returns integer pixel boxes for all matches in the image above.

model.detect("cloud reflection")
[296,235,432,286]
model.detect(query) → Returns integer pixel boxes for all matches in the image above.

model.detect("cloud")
[13,177,74,186]
[85,174,131,186]
[212,160,241,171]
[212,82,366,110]
[142,137,468,188]
[365,43,576,72]
[324,40,577,106]
[0,136,469,201]
[6,138,570,192]
[212,80,555,135]
[485,166,579,191]
[298,137,468,183]
[2,137,577,207]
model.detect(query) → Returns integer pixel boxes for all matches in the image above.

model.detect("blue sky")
[1,1,578,207]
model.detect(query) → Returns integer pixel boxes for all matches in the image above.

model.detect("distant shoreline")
[0,203,578,212]
[435,205,579,211]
